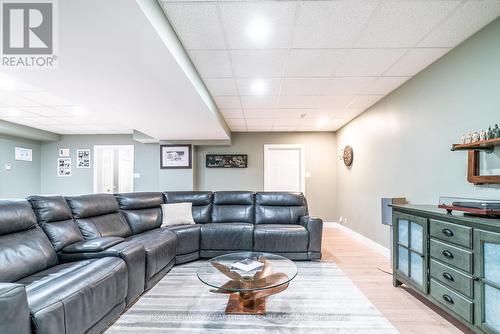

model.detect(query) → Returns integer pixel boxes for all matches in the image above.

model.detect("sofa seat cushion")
[126,229,177,280]
[253,224,309,252]
[164,224,200,255]
[200,223,253,251]
[17,258,127,334]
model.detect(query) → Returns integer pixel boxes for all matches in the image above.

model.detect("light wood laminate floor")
[322,227,473,334]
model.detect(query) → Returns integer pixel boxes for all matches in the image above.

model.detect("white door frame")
[263,144,305,193]
[93,145,134,193]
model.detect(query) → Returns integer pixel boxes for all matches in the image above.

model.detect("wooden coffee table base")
[223,283,289,315]
[225,293,266,315]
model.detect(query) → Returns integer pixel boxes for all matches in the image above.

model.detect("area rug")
[106,261,399,333]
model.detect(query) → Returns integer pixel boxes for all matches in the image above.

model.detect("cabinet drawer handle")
[442,228,454,237]
[442,250,454,259]
[442,272,454,282]
[442,294,454,304]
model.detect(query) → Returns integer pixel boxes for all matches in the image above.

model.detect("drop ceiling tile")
[163,3,226,50]
[247,126,273,132]
[0,109,33,118]
[240,95,277,109]
[335,49,407,76]
[220,2,297,49]
[189,50,232,78]
[275,108,314,119]
[293,1,378,48]
[243,109,275,119]
[16,91,71,105]
[364,77,410,95]
[225,118,246,127]
[339,108,368,120]
[348,95,384,109]
[272,126,297,132]
[220,108,244,118]
[273,118,300,127]
[245,118,273,127]
[281,77,375,96]
[419,0,500,47]
[21,106,72,117]
[204,78,238,96]
[230,50,288,77]
[0,92,40,107]
[385,48,450,76]
[236,78,282,96]
[214,96,241,109]
[230,126,247,132]
[285,49,348,77]
[278,95,355,109]
[354,1,460,48]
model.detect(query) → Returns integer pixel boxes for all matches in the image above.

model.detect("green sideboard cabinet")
[391,205,500,334]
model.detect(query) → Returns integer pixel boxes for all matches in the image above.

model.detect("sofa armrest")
[0,283,31,334]
[300,216,323,254]
[58,241,146,304]
[61,237,125,253]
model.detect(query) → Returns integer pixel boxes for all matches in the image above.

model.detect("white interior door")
[264,144,305,192]
[94,145,134,193]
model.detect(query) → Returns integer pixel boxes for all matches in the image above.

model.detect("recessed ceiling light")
[251,79,267,95]
[246,16,270,44]
[317,117,329,128]
[6,107,21,116]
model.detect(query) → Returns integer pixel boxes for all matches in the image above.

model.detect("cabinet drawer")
[430,279,473,323]
[430,259,473,298]
[430,239,473,273]
[430,220,472,249]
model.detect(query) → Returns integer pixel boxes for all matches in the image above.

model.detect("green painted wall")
[40,135,158,195]
[336,18,500,249]
[39,134,195,195]
[0,134,41,198]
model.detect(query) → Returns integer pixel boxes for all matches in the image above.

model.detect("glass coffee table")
[197,252,298,315]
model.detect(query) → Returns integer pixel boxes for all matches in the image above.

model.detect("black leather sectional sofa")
[0,191,322,334]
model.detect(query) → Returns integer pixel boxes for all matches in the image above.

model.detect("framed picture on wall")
[57,158,72,177]
[160,145,192,169]
[76,149,91,168]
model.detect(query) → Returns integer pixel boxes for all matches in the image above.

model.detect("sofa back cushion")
[0,200,58,282]
[114,192,163,234]
[163,191,212,224]
[212,191,254,224]
[27,195,84,251]
[255,192,308,225]
[65,194,132,239]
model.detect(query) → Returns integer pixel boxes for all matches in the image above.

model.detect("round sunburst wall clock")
[342,145,353,167]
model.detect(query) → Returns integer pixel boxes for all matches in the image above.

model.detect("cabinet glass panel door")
[394,213,428,293]
[474,230,500,334]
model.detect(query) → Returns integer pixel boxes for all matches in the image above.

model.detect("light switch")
[305,172,311,178]
[133,173,140,179]
[5,163,12,170]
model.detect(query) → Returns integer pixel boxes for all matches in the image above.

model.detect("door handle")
[442,228,454,237]
[442,272,454,282]
[442,294,454,304]
[442,250,454,259]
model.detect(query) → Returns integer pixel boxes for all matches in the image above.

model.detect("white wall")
[336,18,500,248]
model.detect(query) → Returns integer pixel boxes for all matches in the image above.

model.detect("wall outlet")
[5,162,12,171]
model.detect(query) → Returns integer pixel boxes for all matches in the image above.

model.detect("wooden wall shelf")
[450,137,500,185]
[451,137,500,153]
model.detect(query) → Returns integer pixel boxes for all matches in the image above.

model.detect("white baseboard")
[324,222,390,259]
